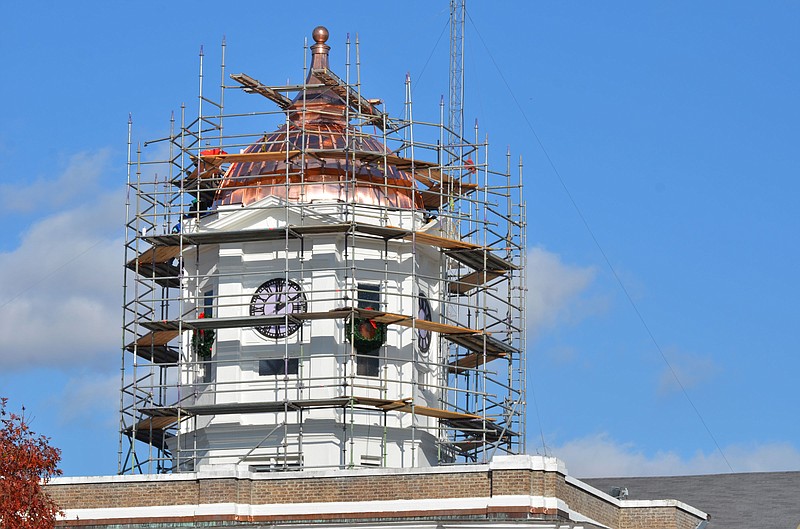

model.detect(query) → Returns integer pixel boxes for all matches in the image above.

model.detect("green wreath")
[346,314,386,352]
[192,314,216,359]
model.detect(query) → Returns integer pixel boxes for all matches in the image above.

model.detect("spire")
[291,25,343,116]
[309,26,330,72]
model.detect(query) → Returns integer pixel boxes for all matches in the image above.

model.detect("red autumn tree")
[0,397,62,529]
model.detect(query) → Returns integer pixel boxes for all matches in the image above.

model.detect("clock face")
[417,291,432,353]
[250,278,307,339]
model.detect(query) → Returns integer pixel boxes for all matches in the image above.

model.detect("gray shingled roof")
[585,472,800,529]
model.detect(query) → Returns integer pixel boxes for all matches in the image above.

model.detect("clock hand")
[274,293,286,313]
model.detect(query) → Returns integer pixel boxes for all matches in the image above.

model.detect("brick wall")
[250,471,490,504]
[558,478,620,528]
[47,471,491,509]
[46,458,706,529]
[46,480,199,509]
[619,506,703,529]
[490,469,532,496]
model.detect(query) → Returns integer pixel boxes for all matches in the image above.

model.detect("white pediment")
[197,196,348,233]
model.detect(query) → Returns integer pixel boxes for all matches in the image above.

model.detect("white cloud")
[0,150,112,215]
[549,432,800,478]
[54,371,119,428]
[0,151,124,370]
[526,247,597,336]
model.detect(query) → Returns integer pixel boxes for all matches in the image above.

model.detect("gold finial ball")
[312,26,329,44]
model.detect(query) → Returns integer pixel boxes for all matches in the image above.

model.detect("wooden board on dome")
[230,72,293,109]
[311,68,386,129]
[198,150,303,165]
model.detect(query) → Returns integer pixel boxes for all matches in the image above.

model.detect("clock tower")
[121,26,525,474]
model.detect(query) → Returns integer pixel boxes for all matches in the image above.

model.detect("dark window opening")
[357,283,381,310]
[202,289,214,383]
[203,290,214,318]
[202,362,213,383]
[259,358,299,376]
[356,348,380,377]
[355,283,382,377]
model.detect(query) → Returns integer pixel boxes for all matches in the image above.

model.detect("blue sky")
[0,1,798,478]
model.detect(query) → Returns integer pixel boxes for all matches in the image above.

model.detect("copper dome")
[214,27,422,210]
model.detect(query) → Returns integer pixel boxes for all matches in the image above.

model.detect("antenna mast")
[448,0,465,160]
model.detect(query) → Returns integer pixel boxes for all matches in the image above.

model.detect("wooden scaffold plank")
[230,72,293,109]
[447,351,507,373]
[125,330,180,365]
[144,397,489,431]
[445,333,518,357]
[448,270,507,295]
[138,396,513,447]
[126,245,181,288]
[124,415,181,450]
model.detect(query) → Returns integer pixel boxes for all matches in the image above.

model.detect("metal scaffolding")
[119,29,526,474]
